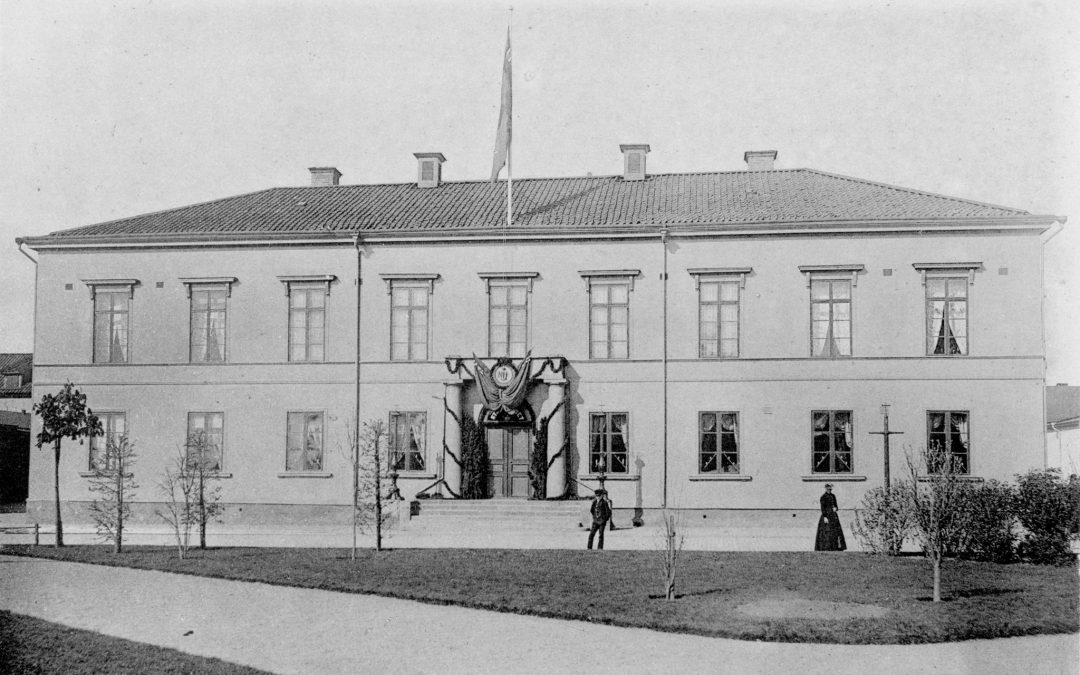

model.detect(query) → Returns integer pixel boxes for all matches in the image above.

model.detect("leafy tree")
[343,418,397,557]
[87,434,137,553]
[33,382,103,547]
[903,444,966,602]
[155,447,197,559]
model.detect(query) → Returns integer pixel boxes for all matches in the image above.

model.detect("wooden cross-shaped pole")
[869,404,904,489]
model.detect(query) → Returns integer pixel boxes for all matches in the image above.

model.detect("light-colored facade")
[16,150,1064,528]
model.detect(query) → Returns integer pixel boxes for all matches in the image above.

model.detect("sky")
[1,0,1077,382]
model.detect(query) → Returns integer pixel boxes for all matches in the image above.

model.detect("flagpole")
[506,8,513,229]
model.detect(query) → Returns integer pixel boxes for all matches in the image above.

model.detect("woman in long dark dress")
[814,484,847,551]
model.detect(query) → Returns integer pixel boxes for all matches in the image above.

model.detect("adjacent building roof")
[0,354,32,399]
[0,410,30,431]
[18,168,1055,245]
[1047,385,1080,430]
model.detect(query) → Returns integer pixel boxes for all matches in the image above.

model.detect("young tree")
[185,430,224,549]
[657,509,686,601]
[342,418,397,558]
[155,447,197,560]
[904,443,965,602]
[87,434,137,553]
[33,382,103,547]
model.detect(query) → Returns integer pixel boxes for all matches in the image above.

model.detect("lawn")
[0,610,268,675]
[2,545,1076,644]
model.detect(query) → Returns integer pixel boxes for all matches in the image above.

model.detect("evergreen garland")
[459,409,490,499]
[530,417,549,499]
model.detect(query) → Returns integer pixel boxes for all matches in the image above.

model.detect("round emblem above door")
[492,363,516,387]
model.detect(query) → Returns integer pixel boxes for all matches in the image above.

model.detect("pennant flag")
[490,28,512,181]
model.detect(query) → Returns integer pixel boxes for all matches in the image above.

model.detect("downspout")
[354,233,363,455]
[1039,217,1066,469]
[660,228,669,509]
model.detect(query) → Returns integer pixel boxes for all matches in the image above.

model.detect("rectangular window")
[389,411,426,472]
[89,412,126,471]
[93,289,130,364]
[1,374,21,389]
[812,410,853,474]
[186,412,224,472]
[286,412,324,471]
[927,411,970,474]
[589,282,630,359]
[699,279,740,358]
[288,284,327,362]
[699,412,739,473]
[390,282,430,361]
[589,412,629,473]
[810,279,851,357]
[926,277,968,356]
[190,286,228,363]
[489,281,529,358]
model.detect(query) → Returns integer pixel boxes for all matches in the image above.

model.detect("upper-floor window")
[279,276,335,363]
[580,270,639,360]
[481,273,537,358]
[286,411,324,472]
[690,268,750,359]
[800,266,863,359]
[927,410,970,474]
[812,410,853,474]
[187,411,224,472]
[83,279,138,364]
[389,411,427,472]
[589,412,629,473]
[181,279,237,363]
[700,411,739,474]
[914,263,980,357]
[382,275,438,362]
[89,412,126,471]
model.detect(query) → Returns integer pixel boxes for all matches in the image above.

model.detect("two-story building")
[15,147,1064,530]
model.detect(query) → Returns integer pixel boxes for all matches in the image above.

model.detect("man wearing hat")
[814,483,847,551]
[587,488,613,549]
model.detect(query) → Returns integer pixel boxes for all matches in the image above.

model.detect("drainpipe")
[1039,218,1065,469]
[660,228,669,509]
[354,233,363,453]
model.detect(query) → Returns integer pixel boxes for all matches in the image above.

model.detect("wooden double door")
[486,426,532,498]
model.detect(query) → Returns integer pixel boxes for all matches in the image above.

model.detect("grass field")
[0,610,267,675]
[2,545,1076,644]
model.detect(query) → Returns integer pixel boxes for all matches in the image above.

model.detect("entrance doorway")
[486,426,531,498]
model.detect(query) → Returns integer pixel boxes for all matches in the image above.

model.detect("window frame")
[698,411,740,474]
[278,277,335,363]
[589,411,630,474]
[82,279,138,365]
[285,410,326,473]
[798,266,863,359]
[182,279,236,364]
[689,269,750,359]
[480,272,537,358]
[579,270,640,360]
[926,410,971,475]
[1,373,22,389]
[913,263,980,357]
[388,410,428,473]
[88,411,126,472]
[811,409,855,475]
[186,411,226,473]
[381,275,438,362]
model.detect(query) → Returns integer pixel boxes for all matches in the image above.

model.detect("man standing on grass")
[587,489,612,550]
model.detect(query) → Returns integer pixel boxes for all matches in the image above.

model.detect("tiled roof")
[35,169,1038,241]
[0,354,32,399]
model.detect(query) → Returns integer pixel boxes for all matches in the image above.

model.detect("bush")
[853,484,911,555]
[1014,469,1078,565]
[460,410,489,499]
[949,480,1016,563]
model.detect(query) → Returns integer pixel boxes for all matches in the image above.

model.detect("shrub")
[460,410,489,499]
[1014,468,1078,565]
[853,484,911,555]
[949,480,1016,563]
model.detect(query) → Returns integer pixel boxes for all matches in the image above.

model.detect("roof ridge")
[802,168,1030,215]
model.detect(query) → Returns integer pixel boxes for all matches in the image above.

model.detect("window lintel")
[798,265,865,288]
[687,267,753,290]
[277,274,337,296]
[578,269,641,292]
[81,278,140,300]
[478,272,539,294]
[179,277,237,298]
[912,262,982,286]
[379,273,440,294]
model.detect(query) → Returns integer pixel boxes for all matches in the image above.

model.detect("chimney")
[619,144,650,181]
[743,150,778,171]
[309,167,342,187]
[413,152,447,188]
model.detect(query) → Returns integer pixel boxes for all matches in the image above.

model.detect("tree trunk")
[932,552,941,602]
[374,434,383,552]
[114,464,123,554]
[198,472,207,550]
[53,441,63,547]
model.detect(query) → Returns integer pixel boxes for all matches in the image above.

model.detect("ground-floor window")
[699,411,739,473]
[89,412,126,471]
[186,412,224,472]
[590,412,628,473]
[927,410,969,474]
[389,411,426,472]
[812,410,852,474]
[286,411,324,471]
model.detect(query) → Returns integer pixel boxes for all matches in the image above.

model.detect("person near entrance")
[587,489,612,549]
[814,484,847,551]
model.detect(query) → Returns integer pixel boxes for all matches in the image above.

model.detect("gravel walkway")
[0,555,1076,674]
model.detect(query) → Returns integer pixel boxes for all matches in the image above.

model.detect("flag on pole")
[490,27,512,182]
